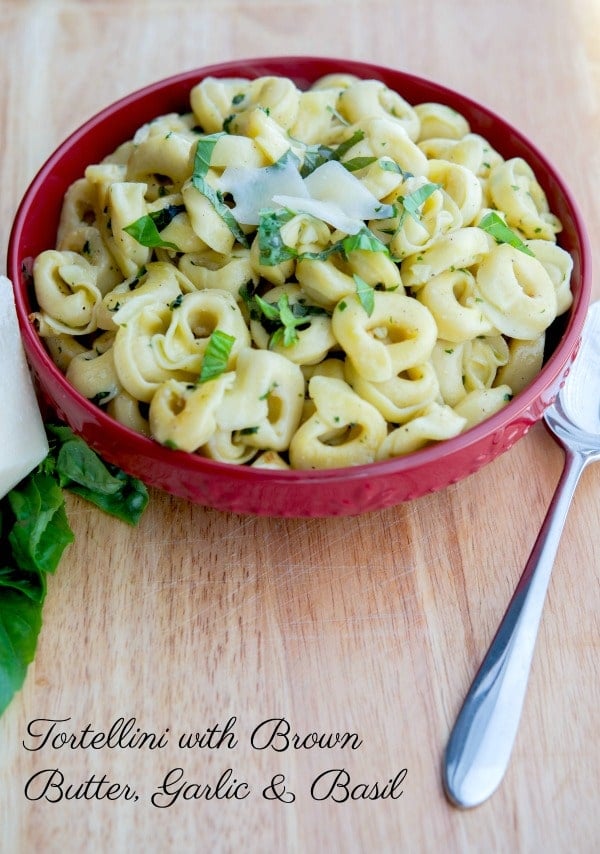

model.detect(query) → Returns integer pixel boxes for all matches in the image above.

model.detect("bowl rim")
[7,55,593,488]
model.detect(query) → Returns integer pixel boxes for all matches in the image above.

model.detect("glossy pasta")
[32,73,574,469]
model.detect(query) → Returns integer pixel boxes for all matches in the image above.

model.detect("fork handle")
[443,448,587,808]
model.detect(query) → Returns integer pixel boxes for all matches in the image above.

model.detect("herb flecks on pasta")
[32,73,573,469]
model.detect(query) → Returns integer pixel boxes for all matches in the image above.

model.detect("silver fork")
[443,301,600,809]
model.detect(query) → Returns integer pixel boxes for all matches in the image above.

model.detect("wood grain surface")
[1,1,599,852]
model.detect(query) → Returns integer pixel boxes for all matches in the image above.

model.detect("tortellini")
[32,71,574,471]
[331,292,437,382]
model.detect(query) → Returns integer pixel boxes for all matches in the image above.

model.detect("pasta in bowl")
[8,56,591,516]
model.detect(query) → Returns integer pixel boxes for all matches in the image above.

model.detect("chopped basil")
[238,283,260,320]
[397,182,440,225]
[300,129,366,177]
[331,130,366,163]
[258,293,299,348]
[198,329,236,383]
[253,293,282,322]
[300,143,333,177]
[123,204,186,250]
[150,203,187,232]
[341,156,378,172]
[257,211,392,268]
[259,382,278,400]
[274,148,302,171]
[257,209,298,266]
[247,291,328,348]
[194,133,222,177]
[354,274,375,317]
[191,134,249,248]
[325,104,350,126]
[478,211,534,256]
[274,295,304,348]
[380,159,413,178]
[302,226,391,263]
[339,228,390,256]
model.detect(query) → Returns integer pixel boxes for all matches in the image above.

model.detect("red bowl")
[7,56,592,517]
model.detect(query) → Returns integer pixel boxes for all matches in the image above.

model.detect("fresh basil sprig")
[0,424,149,717]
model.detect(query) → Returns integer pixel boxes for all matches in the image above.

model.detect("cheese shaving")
[218,155,393,234]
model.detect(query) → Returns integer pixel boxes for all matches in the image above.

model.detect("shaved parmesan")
[303,160,394,222]
[218,156,394,234]
[218,157,308,225]
[0,275,49,498]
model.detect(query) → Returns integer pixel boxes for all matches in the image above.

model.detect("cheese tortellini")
[32,72,574,470]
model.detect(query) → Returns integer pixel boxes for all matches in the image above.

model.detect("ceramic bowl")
[7,56,592,516]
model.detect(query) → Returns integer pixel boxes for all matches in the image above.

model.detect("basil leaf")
[325,104,350,126]
[273,149,302,171]
[341,227,390,255]
[341,156,378,173]
[379,159,412,177]
[123,205,185,251]
[0,422,150,720]
[45,426,148,526]
[0,590,43,717]
[300,143,332,177]
[290,301,329,319]
[252,293,329,349]
[257,209,298,266]
[299,226,391,263]
[66,467,149,526]
[398,182,440,223]
[254,294,282,322]
[0,468,73,717]
[331,130,366,163]
[478,211,534,256]
[56,441,124,495]
[8,473,74,575]
[0,567,46,604]
[277,294,301,347]
[194,133,223,179]
[149,203,186,232]
[198,329,236,383]
[300,129,365,177]
[191,136,249,248]
[354,274,375,317]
